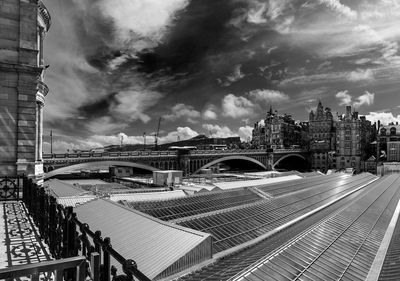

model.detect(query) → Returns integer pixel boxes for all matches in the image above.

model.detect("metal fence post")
[102,237,111,281]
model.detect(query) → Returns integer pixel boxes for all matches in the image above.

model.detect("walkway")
[0,201,52,269]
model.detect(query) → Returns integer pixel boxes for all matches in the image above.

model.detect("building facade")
[308,101,336,172]
[335,106,374,173]
[0,0,50,180]
[378,124,400,162]
[252,107,306,149]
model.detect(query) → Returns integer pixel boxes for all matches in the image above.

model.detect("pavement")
[0,201,52,269]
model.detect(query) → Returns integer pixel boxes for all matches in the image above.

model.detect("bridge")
[43,148,309,178]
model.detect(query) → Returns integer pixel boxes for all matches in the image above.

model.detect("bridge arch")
[44,161,159,180]
[273,153,306,170]
[193,155,266,174]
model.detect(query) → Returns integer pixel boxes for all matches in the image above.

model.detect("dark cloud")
[78,92,118,119]
[136,0,250,74]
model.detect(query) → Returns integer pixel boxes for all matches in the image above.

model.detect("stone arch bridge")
[43,149,309,178]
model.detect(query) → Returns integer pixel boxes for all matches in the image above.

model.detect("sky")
[42,0,400,153]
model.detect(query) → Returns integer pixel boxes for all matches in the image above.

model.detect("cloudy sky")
[43,0,400,152]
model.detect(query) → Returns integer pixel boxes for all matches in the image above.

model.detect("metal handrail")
[22,178,152,281]
[0,256,86,280]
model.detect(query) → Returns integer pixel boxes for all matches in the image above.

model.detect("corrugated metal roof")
[108,190,186,202]
[60,179,108,185]
[44,179,90,197]
[75,199,211,279]
[57,196,97,207]
[213,175,302,190]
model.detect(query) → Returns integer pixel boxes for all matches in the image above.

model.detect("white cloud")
[158,127,199,144]
[98,0,188,51]
[238,126,253,142]
[247,3,267,24]
[111,90,162,123]
[247,89,289,103]
[336,90,375,108]
[222,94,255,118]
[163,103,201,123]
[318,0,357,20]
[202,124,237,138]
[366,112,400,125]
[202,105,218,120]
[335,90,352,106]
[347,68,374,81]
[353,91,375,108]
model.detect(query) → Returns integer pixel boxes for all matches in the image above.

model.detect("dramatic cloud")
[222,94,255,118]
[163,103,201,123]
[336,90,352,106]
[98,0,188,50]
[248,89,289,104]
[42,0,400,149]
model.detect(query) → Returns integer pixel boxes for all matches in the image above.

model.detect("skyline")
[43,0,400,152]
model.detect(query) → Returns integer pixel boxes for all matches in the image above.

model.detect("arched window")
[390,127,396,135]
[380,128,386,135]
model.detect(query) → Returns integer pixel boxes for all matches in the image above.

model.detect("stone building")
[308,101,335,172]
[378,123,400,162]
[0,0,51,181]
[252,107,306,149]
[335,106,374,173]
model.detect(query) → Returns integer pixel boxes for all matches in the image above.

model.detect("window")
[390,127,396,135]
[117,169,122,174]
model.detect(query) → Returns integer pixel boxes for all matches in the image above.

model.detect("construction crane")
[154,117,162,150]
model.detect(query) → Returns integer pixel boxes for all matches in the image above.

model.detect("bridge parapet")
[43,149,267,160]
[273,148,307,154]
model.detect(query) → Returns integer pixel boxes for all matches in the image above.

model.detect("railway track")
[178,174,377,253]
[175,175,396,281]
[232,174,400,281]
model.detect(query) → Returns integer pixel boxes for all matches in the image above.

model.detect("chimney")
[346,106,351,117]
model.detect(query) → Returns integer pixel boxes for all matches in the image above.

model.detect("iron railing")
[0,256,87,281]
[0,177,22,201]
[22,177,152,281]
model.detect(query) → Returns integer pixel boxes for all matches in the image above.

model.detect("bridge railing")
[43,149,268,159]
[273,148,307,153]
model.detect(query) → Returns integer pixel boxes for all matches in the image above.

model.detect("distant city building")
[308,101,336,172]
[335,106,374,173]
[378,124,400,162]
[252,107,307,149]
[0,1,51,180]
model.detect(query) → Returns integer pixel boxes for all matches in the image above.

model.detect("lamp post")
[50,130,53,154]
